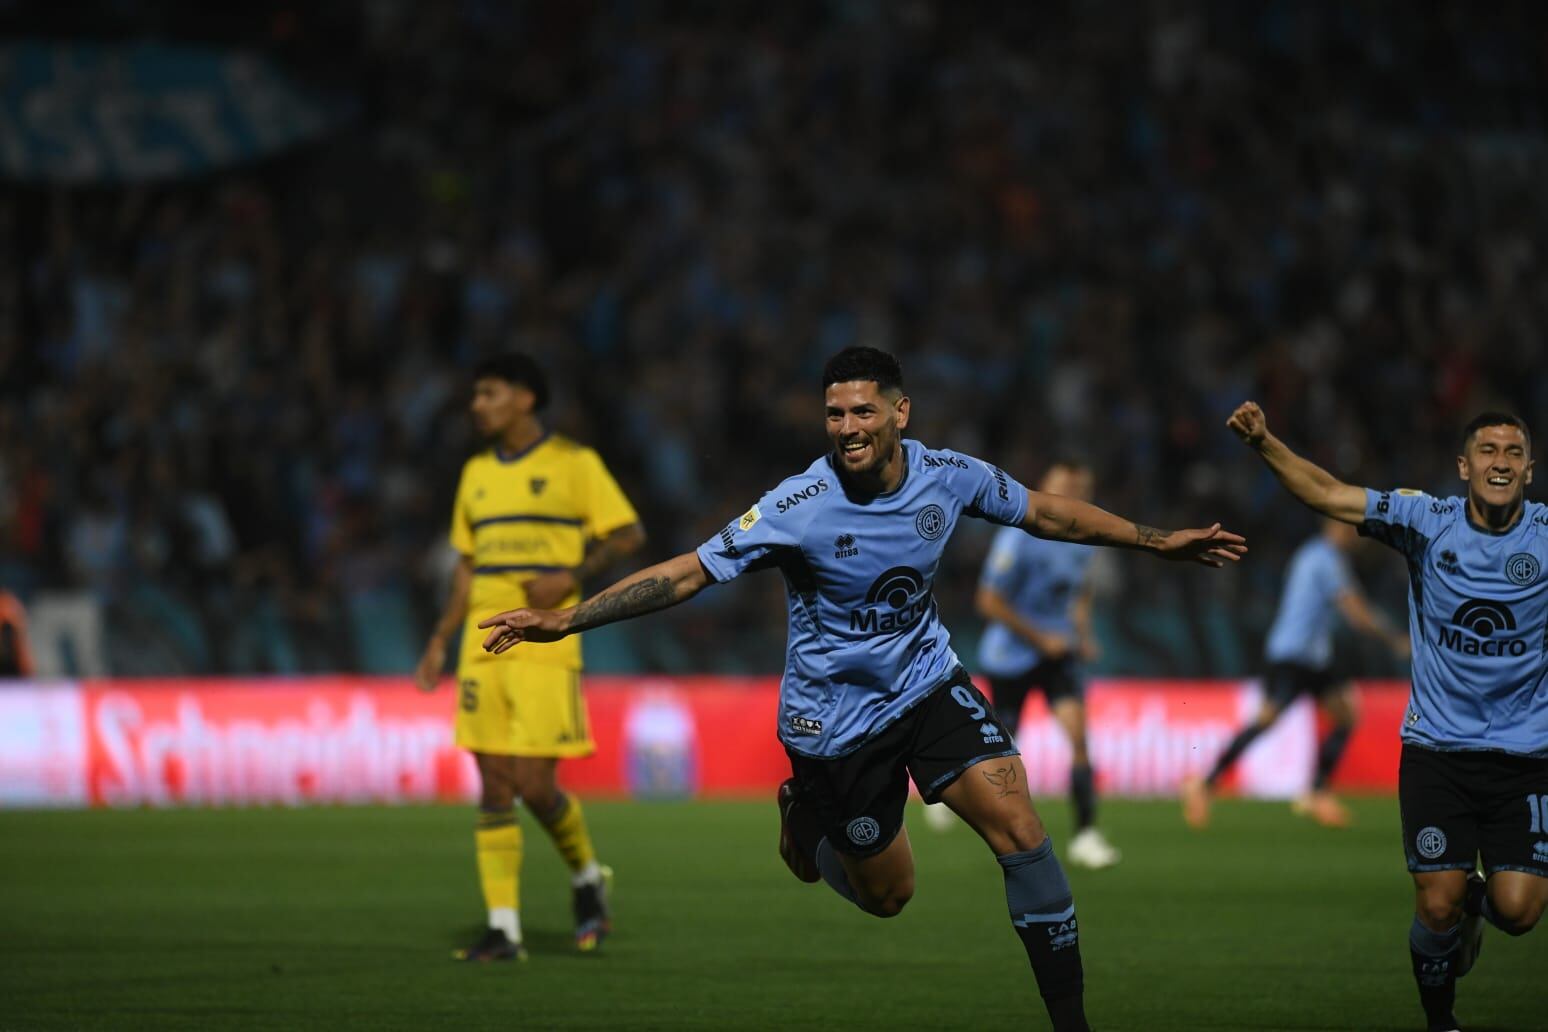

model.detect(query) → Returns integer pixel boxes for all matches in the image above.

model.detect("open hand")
[1154,524,1248,567]
[1226,401,1268,449]
[414,639,446,692]
[477,607,571,653]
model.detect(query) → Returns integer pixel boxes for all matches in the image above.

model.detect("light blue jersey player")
[963,462,1121,870]
[479,347,1247,1032]
[1229,401,1548,1032]
[1183,519,1407,829]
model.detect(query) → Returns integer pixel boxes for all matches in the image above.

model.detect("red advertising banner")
[0,677,1412,808]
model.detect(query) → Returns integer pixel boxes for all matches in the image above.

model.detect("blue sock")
[1000,839,1088,1032]
[1409,917,1460,1029]
[814,837,863,909]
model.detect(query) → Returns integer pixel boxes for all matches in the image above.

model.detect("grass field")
[1,798,1543,1031]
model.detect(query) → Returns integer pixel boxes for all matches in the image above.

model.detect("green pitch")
[1,799,1542,1031]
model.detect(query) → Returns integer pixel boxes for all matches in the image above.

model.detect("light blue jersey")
[696,441,1029,758]
[1263,536,1354,668]
[1361,488,1548,756]
[976,529,1093,676]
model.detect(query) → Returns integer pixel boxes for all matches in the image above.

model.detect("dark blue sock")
[1206,723,1267,786]
[1069,763,1096,831]
[1000,839,1089,1032]
[1409,917,1460,1030]
[1313,725,1353,789]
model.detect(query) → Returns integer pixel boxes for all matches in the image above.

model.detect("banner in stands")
[0,677,1411,807]
[0,42,336,182]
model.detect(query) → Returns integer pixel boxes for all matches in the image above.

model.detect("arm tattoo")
[575,525,644,582]
[982,765,1019,798]
[1135,524,1167,549]
[570,575,676,632]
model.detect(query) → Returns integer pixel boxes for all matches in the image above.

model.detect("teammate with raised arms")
[481,347,1246,1030]
[1228,401,1548,1032]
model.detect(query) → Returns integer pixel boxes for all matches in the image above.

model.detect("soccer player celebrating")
[479,347,1245,1029]
[416,354,645,961]
[1227,401,1548,1032]
[943,460,1120,869]
[1180,517,1409,829]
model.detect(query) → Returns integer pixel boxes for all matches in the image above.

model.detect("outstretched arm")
[1227,401,1368,524]
[1023,493,1247,567]
[478,551,712,653]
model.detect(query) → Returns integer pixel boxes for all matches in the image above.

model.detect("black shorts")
[784,669,1019,858]
[988,657,1083,729]
[1263,662,1342,709]
[1399,744,1548,877]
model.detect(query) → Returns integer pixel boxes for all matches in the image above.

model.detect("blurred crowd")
[3,0,1547,676]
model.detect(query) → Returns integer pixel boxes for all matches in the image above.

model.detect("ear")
[1526,458,1535,486]
[1456,453,1469,482]
[893,394,911,431]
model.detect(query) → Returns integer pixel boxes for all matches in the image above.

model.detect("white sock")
[489,907,521,942]
[571,861,602,888]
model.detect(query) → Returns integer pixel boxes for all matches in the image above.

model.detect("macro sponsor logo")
[833,533,859,559]
[719,526,740,558]
[849,567,931,634]
[1435,599,1525,657]
[922,453,969,470]
[775,479,829,514]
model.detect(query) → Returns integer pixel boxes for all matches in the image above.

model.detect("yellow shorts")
[453,660,595,758]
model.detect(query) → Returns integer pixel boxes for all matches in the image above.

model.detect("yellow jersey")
[449,432,639,671]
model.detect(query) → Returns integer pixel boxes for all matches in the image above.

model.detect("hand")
[1035,633,1074,661]
[414,638,446,692]
[1390,635,1412,661]
[1153,524,1249,567]
[1226,401,1268,449]
[1079,637,1101,663]
[477,607,572,653]
[521,569,579,609]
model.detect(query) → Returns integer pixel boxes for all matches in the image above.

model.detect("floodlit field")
[2,799,1543,1031]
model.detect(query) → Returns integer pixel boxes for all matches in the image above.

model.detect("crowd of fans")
[3,1,1546,676]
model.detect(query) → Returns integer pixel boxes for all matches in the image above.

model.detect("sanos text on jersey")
[776,479,829,514]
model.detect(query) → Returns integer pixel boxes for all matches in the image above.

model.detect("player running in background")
[923,461,1120,870]
[416,354,645,961]
[1228,401,1548,1032]
[1181,518,1409,829]
[478,347,1245,1030]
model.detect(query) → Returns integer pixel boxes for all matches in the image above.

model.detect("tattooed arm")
[1022,490,1248,567]
[478,551,711,653]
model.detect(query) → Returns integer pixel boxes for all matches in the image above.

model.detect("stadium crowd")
[3,0,1546,675]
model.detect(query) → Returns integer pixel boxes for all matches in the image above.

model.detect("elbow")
[973,588,998,622]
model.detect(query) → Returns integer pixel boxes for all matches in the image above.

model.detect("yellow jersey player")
[416,353,645,961]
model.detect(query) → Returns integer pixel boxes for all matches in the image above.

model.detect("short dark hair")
[472,353,549,411]
[821,346,903,394]
[1460,411,1531,453]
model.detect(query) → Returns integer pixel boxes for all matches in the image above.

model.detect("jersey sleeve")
[448,463,476,556]
[978,526,1027,595]
[939,450,1030,526]
[577,448,640,539]
[695,477,824,583]
[1358,488,1448,559]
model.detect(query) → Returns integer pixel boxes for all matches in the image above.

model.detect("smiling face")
[1457,423,1533,516]
[825,379,910,481]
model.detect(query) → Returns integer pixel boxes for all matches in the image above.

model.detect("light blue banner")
[0,41,337,182]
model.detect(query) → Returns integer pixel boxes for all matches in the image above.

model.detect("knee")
[478,779,516,811]
[859,877,915,919]
[522,785,563,821]
[1415,886,1465,930]
[1487,886,1546,935]
[987,814,1048,856]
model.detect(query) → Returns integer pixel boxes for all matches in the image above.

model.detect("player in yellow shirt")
[415,353,645,962]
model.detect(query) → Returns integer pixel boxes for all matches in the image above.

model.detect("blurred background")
[3,0,1547,681]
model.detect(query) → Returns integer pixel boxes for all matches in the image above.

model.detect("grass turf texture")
[1,799,1543,1031]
